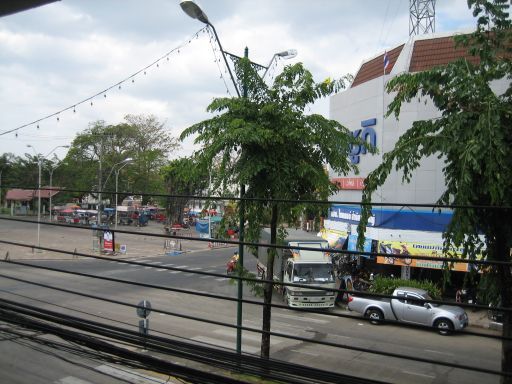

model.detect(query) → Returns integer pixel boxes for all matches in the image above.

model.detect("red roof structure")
[5,187,61,201]
[5,189,34,201]
[350,33,491,89]
[351,44,404,88]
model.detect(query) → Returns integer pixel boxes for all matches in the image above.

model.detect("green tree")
[64,115,179,204]
[181,59,367,358]
[161,157,208,225]
[356,0,511,379]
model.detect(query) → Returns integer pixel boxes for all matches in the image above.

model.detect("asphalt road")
[0,217,504,383]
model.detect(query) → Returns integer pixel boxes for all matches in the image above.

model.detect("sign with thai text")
[331,177,365,190]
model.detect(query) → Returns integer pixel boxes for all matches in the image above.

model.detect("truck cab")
[282,241,336,308]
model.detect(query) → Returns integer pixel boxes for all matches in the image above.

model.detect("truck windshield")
[293,264,334,283]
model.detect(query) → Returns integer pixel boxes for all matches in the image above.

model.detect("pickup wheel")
[366,308,384,325]
[434,318,454,335]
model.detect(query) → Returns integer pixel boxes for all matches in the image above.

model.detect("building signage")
[329,206,375,226]
[331,177,365,190]
[349,118,377,164]
[377,240,471,272]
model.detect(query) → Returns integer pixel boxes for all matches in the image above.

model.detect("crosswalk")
[106,258,229,281]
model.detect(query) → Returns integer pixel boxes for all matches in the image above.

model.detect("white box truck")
[253,229,336,309]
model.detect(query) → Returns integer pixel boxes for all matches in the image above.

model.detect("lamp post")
[49,158,66,222]
[181,0,297,355]
[114,158,133,229]
[27,145,69,249]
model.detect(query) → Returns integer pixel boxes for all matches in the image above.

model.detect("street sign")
[136,300,152,318]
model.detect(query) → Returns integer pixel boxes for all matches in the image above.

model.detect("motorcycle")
[227,252,239,274]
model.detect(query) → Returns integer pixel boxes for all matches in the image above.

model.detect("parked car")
[348,287,468,335]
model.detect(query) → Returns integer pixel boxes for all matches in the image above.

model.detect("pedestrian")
[455,288,462,303]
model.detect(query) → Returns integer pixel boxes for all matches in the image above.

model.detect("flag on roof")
[383,51,390,71]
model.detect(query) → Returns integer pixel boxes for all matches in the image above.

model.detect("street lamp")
[48,157,66,222]
[262,49,298,79]
[114,158,133,229]
[27,144,69,249]
[98,157,133,228]
[180,0,297,356]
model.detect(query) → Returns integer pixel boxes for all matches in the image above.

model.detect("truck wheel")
[434,318,454,335]
[366,308,384,325]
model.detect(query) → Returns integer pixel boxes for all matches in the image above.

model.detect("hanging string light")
[1,26,207,138]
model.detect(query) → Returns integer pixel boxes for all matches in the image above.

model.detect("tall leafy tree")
[356,0,512,378]
[161,157,208,225]
[181,59,367,358]
[65,114,179,204]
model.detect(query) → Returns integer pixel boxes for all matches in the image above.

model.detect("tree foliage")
[161,157,208,224]
[181,58,368,358]
[64,114,179,203]
[356,0,511,378]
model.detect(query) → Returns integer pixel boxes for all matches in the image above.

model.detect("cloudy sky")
[0,0,476,160]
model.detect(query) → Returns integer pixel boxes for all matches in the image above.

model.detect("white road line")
[274,312,328,324]
[401,371,436,379]
[146,261,162,264]
[156,269,168,271]
[199,269,217,279]
[215,278,228,281]
[95,364,168,383]
[213,329,284,345]
[144,266,153,269]
[290,349,320,357]
[161,263,174,266]
[191,336,259,354]
[169,271,181,274]
[174,265,189,269]
[55,377,94,384]
[424,349,454,356]
[129,264,139,267]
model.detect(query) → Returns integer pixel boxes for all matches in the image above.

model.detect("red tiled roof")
[5,187,60,201]
[5,189,34,201]
[351,44,404,88]
[409,36,479,72]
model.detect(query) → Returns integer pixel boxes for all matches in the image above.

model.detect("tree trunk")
[261,203,278,359]
[496,223,512,383]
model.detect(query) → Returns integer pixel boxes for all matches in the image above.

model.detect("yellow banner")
[377,240,472,272]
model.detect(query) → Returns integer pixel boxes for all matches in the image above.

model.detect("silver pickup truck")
[348,287,468,335]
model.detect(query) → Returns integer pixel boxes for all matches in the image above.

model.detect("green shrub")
[369,277,441,299]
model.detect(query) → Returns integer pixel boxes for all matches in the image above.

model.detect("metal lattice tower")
[409,0,436,36]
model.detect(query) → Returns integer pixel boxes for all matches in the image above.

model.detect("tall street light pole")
[114,158,133,230]
[49,158,66,222]
[27,145,69,249]
[180,0,296,356]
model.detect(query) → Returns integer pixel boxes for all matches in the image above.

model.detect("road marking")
[213,329,284,345]
[161,263,175,266]
[95,364,168,383]
[199,269,217,279]
[146,261,162,265]
[274,313,328,324]
[290,349,320,357]
[215,278,228,281]
[402,371,436,379]
[424,349,454,356]
[55,377,94,384]
[191,336,259,354]
[169,271,181,274]
[174,265,189,269]
[156,269,168,271]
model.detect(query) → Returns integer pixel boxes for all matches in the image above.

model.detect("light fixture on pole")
[48,157,66,222]
[180,0,241,96]
[114,158,133,229]
[27,144,69,249]
[262,49,298,79]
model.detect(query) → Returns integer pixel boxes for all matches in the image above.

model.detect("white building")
[325,31,507,279]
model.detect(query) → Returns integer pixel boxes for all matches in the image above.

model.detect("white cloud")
[0,0,478,159]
